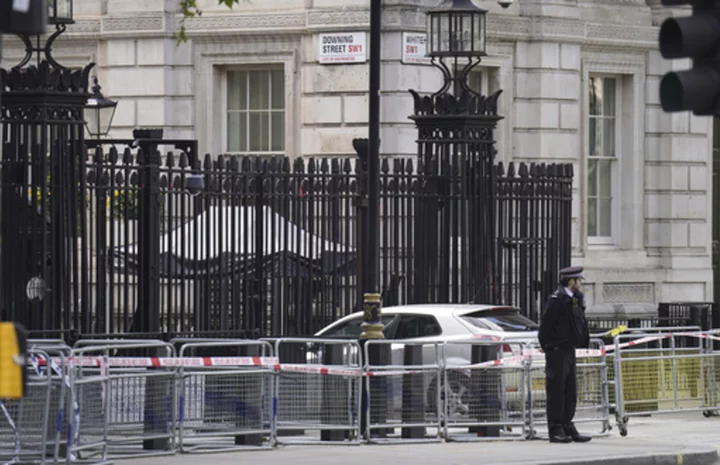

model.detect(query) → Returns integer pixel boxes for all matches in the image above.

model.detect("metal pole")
[0,33,3,315]
[0,33,3,321]
[367,0,381,295]
[359,3,388,440]
[0,33,3,102]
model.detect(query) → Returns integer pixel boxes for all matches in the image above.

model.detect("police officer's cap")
[559,266,585,280]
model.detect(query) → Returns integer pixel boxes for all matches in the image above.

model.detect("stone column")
[645,50,713,302]
[102,0,193,139]
[512,36,582,257]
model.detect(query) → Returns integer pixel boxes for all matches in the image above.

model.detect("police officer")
[538,266,592,443]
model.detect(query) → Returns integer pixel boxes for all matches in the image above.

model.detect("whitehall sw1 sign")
[402,33,431,65]
[318,32,367,64]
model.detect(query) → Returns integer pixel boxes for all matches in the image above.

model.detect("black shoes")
[549,431,573,443]
[570,433,592,443]
[548,427,592,443]
[565,425,592,443]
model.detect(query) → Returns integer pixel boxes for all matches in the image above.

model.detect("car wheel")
[428,372,471,419]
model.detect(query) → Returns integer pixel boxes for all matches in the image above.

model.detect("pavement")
[119,412,720,465]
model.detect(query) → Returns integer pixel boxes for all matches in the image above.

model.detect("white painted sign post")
[318,32,367,64]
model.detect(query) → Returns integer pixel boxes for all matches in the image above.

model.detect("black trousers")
[544,347,577,433]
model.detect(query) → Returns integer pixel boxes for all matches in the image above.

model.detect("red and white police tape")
[28,330,720,376]
[36,355,279,368]
[455,331,720,370]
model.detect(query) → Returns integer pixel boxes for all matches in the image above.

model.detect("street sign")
[318,32,367,64]
[401,32,431,65]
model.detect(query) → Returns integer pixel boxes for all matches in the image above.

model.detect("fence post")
[276,342,306,437]
[689,303,712,331]
[658,303,671,349]
[136,141,166,450]
[235,343,264,446]
[253,158,265,335]
[136,129,162,334]
[401,344,424,438]
[470,344,500,436]
[353,139,369,311]
[713,303,720,351]
[94,147,108,333]
[658,302,670,327]
[321,343,346,441]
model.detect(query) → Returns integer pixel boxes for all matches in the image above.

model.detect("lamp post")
[417,0,503,437]
[409,0,500,304]
[426,0,487,98]
[85,77,118,139]
[48,0,74,24]
[15,0,75,70]
[359,0,383,342]
[356,0,389,442]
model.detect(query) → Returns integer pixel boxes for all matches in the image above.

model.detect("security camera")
[185,174,205,196]
[497,0,513,8]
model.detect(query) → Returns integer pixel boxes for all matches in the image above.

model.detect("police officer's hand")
[574,291,586,310]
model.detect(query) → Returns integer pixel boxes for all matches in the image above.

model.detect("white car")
[314,304,543,418]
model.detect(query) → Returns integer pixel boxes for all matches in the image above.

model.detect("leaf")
[176,0,245,44]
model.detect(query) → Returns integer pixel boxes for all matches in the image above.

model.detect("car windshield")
[461,309,539,332]
[320,315,397,338]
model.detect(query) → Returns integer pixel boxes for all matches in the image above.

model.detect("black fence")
[585,303,716,349]
[2,139,573,339]
[658,301,714,330]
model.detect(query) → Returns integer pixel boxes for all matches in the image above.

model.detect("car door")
[389,314,443,366]
[383,314,444,413]
[318,314,398,365]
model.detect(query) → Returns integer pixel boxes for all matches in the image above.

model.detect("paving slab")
[116,412,720,465]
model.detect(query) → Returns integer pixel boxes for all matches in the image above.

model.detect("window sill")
[586,242,620,252]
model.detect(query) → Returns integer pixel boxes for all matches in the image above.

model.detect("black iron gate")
[0,61,94,334]
[0,149,572,339]
[1,68,573,341]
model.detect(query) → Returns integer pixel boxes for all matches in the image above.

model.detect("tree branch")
[177,0,243,44]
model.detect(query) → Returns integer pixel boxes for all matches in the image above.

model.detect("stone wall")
[0,0,712,316]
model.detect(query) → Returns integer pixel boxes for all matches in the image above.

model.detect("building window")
[468,71,484,94]
[467,68,498,96]
[226,69,285,154]
[587,76,618,240]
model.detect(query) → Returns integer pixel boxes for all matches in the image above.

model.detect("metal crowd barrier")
[175,340,275,452]
[525,339,611,440]
[69,340,176,462]
[0,349,53,465]
[363,340,442,444]
[272,338,363,445]
[27,340,73,464]
[612,329,720,436]
[24,330,720,454]
[441,340,529,442]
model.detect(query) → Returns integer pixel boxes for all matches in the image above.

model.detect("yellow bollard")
[0,322,27,400]
[359,293,385,340]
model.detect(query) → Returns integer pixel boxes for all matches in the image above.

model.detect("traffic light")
[0,0,47,35]
[0,322,27,400]
[659,0,720,115]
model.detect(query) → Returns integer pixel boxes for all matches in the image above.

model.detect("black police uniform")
[538,266,591,443]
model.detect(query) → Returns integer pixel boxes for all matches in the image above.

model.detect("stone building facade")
[0,0,712,316]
